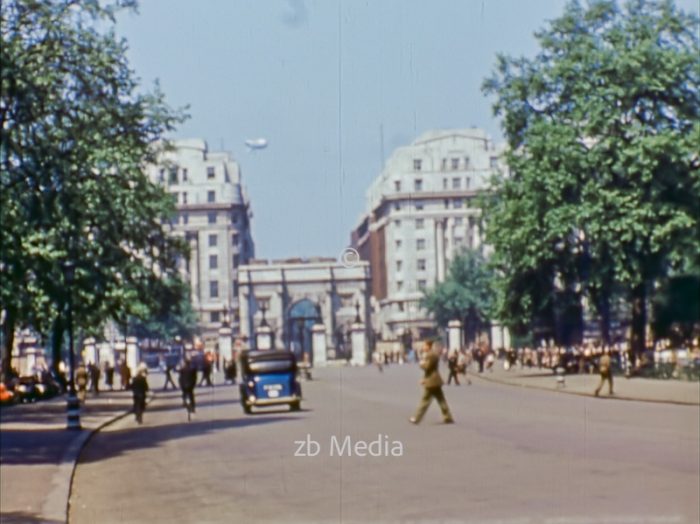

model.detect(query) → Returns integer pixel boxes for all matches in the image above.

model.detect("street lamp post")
[63,261,81,430]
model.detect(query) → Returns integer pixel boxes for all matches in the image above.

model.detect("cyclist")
[179,358,197,416]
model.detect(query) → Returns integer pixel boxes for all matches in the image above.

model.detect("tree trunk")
[1,308,17,379]
[630,282,647,366]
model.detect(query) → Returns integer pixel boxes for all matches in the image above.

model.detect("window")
[416,239,425,250]
[444,199,450,209]
[182,168,188,181]
[394,202,401,211]
[464,156,470,169]
[394,181,401,192]
[396,239,402,249]
[210,311,220,323]
[208,234,217,247]
[453,199,463,209]
[207,190,215,203]
[414,179,423,191]
[182,192,188,204]
[490,156,498,168]
[207,166,216,179]
[443,178,448,189]
[209,254,218,269]
[455,217,463,226]
[232,233,239,245]
[231,214,238,225]
[441,158,447,171]
[417,259,426,271]
[209,280,219,298]
[413,159,422,171]
[233,254,240,267]
[451,158,459,170]
[396,260,403,271]
[158,168,165,183]
[452,177,461,189]
[170,192,178,203]
[415,218,424,229]
[398,301,405,312]
[418,279,427,290]
[208,212,217,224]
[169,168,178,184]
[182,213,189,225]
[415,202,424,211]
[466,177,470,189]
[397,281,403,292]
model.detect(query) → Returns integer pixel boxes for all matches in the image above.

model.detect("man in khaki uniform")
[594,347,614,397]
[410,341,454,424]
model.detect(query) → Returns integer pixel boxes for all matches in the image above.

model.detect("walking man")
[75,363,88,404]
[132,363,149,424]
[410,341,454,424]
[179,359,197,413]
[163,362,177,390]
[594,347,614,397]
[446,350,460,385]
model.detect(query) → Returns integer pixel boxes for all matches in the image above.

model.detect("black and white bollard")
[66,391,82,430]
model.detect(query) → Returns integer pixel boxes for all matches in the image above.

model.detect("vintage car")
[239,351,302,414]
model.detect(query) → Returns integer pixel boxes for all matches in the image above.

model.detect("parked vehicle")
[14,376,38,403]
[0,383,16,405]
[239,351,302,414]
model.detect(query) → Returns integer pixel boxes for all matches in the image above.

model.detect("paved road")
[70,365,699,524]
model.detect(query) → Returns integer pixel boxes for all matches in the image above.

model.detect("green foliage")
[0,0,191,368]
[422,249,495,329]
[482,0,700,344]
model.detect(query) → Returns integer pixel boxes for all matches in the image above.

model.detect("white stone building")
[238,258,371,361]
[351,129,504,340]
[146,139,255,348]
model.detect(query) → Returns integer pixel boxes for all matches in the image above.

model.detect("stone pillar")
[436,220,446,283]
[83,337,98,365]
[448,320,462,353]
[25,347,38,376]
[126,336,140,372]
[219,326,233,364]
[256,326,273,351]
[350,323,367,366]
[312,324,327,367]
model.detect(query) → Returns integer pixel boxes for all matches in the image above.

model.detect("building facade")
[352,129,504,340]
[238,258,371,361]
[147,139,255,348]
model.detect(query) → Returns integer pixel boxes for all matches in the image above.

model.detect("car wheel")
[243,403,252,415]
[290,401,300,412]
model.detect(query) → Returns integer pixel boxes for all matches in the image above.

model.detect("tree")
[482,0,700,355]
[422,249,495,344]
[0,0,190,375]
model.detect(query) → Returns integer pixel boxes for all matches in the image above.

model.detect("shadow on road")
[0,511,63,524]
[0,428,78,465]
[77,416,299,464]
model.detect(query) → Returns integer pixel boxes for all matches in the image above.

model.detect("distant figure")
[594,348,614,397]
[199,358,213,387]
[75,364,88,404]
[88,363,100,396]
[132,363,149,424]
[458,349,471,386]
[163,362,177,390]
[119,360,131,390]
[179,359,197,413]
[224,359,237,384]
[446,351,460,385]
[410,341,454,425]
[374,351,384,373]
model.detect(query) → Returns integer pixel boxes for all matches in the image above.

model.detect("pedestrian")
[409,341,454,425]
[458,348,471,386]
[119,360,131,390]
[446,350,460,385]
[374,350,384,373]
[224,358,237,384]
[594,347,614,397]
[199,357,213,387]
[132,363,149,424]
[179,359,197,413]
[75,363,88,404]
[88,362,100,396]
[163,362,177,390]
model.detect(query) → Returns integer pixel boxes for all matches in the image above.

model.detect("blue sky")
[116,0,699,260]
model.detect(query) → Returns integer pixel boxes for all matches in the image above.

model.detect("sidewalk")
[471,362,700,405]
[0,388,136,523]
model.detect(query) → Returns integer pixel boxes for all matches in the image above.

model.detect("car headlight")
[248,381,255,388]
